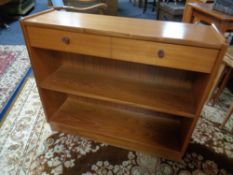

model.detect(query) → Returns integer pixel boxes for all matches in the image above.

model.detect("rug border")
[0,67,32,120]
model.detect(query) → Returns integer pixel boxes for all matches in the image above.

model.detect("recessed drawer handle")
[62,37,70,45]
[157,49,165,58]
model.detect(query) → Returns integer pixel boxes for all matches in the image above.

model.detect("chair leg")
[152,0,156,11]
[212,66,232,105]
[138,0,143,8]
[143,0,147,13]
[220,103,233,130]
[207,63,225,104]
[0,17,10,29]
[156,1,160,19]
[132,0,137,6]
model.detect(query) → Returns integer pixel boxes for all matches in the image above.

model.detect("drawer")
[27,26,111,58]
[112,38,218,73]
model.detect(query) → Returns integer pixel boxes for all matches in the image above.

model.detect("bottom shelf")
[50,96,185,160]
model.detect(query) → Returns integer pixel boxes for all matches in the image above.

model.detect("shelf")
[21,10,225,161]
[40,65,195,118]
[50,96,182,158]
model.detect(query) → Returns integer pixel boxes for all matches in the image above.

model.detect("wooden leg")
[48,0,52,6]
[138,0,143,8]
[207,63,225,104]
[143,0,147,13]
[219,23,227,34]
[220,103,233,130]
[182,3,194,23]
[152,0,156,12]
[212,66,232,105]
[156,0,160,20]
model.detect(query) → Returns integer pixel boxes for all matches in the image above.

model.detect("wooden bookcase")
[21,9,227,160]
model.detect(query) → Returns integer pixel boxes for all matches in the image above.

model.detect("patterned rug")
[0,45,30,115]
[0,77,233,175]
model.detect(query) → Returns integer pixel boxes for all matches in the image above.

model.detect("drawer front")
[27,26,111,58]
[112,38,218,73]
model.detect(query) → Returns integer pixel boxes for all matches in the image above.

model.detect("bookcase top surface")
[22,9,225,49]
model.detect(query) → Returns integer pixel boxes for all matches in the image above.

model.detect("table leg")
[218,22,227,34]
[182,3,194,23]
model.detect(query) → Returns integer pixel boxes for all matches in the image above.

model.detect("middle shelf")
[39,65,196,118]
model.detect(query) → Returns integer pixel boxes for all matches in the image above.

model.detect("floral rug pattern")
[31,132,232,175]
[0,78,232,175]
[192,118,233,159]
[0,78,52,175]
[202,88,233,131]
[0,45,30,113]
[0,49,15,74]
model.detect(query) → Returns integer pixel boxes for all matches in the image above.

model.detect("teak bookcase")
[21,9,227,160]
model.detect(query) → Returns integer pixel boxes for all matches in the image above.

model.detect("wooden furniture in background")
[0,0,10,5]
[49,0,117,15]
[157,1,185,21]
[221,103,233,133]
[103,0,117,15]
[211,47,233,105]
[186,0,214,3]
[156,0,184,20]
[156,0,213,20]
[63,0,117,15]
[213,47,233,132]
[51,0,108,15]
[182,3,233,33]
[143,0,155,13]
[182,0,214,21]
[21,9,226,160]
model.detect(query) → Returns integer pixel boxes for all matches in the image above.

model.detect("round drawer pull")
[157,49,165,58]
[62,37,70,45]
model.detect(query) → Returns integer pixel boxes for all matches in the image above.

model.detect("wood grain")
[23,10,224,49]
[27,26,111,58]
[188,3,233,21]
[183,3,233,34]
[27,25,219,73]
[112,37,218,73]
[50,96,182,158]
[40,65,196,118]
[180,44,227,155]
